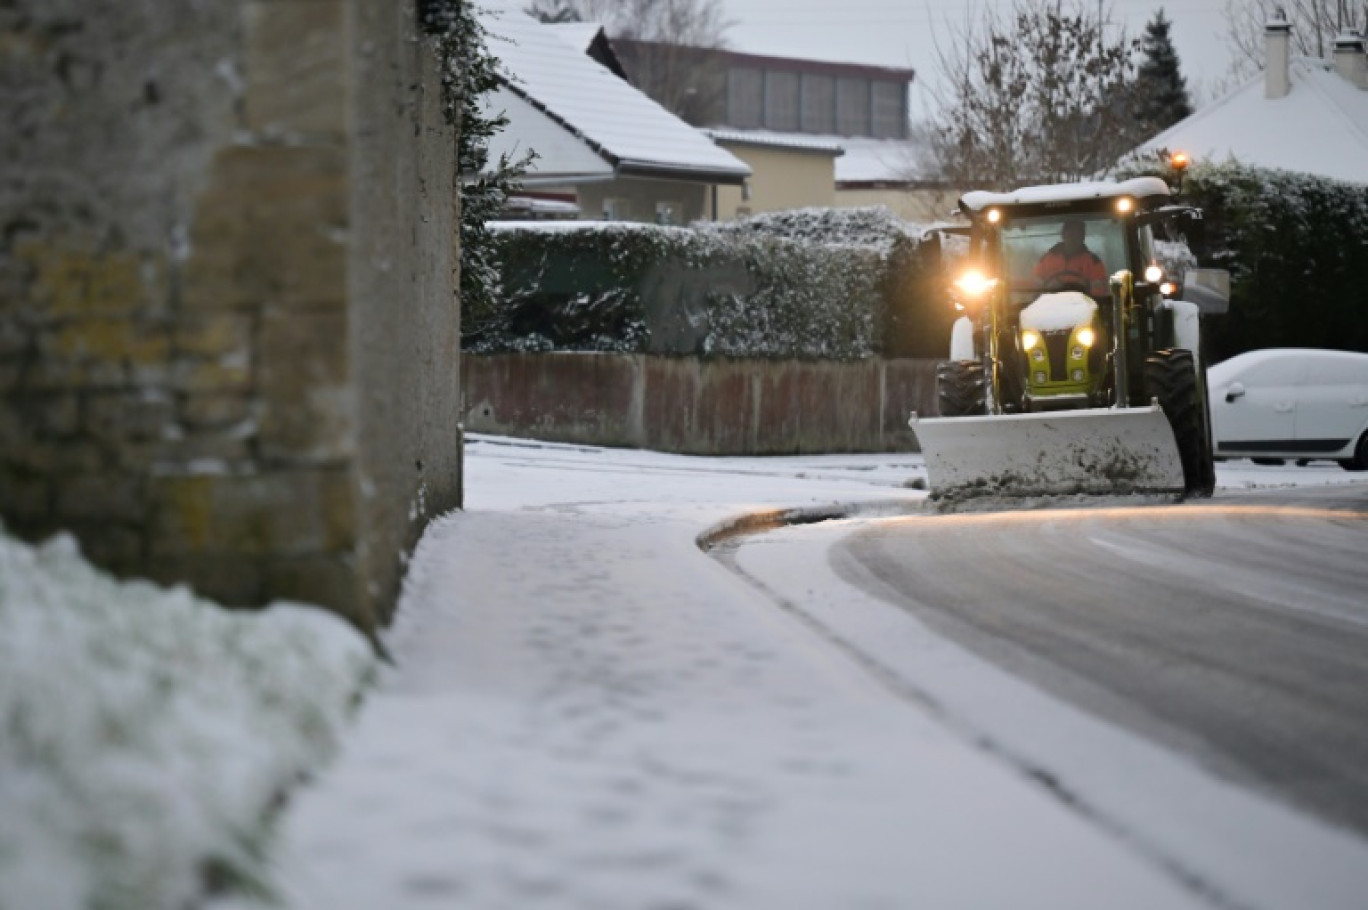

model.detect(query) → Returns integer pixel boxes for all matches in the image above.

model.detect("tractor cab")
[950,178,1180,414]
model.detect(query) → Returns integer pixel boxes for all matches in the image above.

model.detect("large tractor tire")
[937,360,986,417]
[1145,349,1215,498]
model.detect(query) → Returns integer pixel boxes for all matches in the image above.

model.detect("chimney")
[1333,31,1368,89]
[1265,8,1292,100]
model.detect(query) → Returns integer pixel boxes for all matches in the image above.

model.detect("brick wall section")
[0,1,459,631]
[462,354,937,455]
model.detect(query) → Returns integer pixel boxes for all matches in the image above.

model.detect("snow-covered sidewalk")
[222,438,1368,910]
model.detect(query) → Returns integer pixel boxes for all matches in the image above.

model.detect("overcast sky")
[716,0,1238,116]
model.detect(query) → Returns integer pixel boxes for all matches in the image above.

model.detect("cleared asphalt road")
[829,484,1368,837]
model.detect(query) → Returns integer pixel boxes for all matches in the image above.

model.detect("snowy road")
[231,441,1368,910]
[823,485,1368,837]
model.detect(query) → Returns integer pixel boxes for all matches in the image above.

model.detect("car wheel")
[1337,432,1368,472]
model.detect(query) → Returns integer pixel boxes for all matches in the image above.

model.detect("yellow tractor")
[911,169,1230,500]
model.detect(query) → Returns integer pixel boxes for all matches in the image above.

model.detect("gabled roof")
[704,129,844,157]
[696,128,938,185]
[1137,58,1368,185]
[545,22,627,79]
[478,3,750,185]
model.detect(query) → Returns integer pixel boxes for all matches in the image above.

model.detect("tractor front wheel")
[1145,349,1215,498]
[936,360,987,416]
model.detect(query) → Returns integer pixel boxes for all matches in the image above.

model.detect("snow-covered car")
[1207,348,1368,470]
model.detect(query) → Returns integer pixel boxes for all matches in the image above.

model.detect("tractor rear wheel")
[937,360,986,417]
[1145,349,1215,498]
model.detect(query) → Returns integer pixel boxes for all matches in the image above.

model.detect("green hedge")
[1145,162,1368,358]
[474,208,945,359]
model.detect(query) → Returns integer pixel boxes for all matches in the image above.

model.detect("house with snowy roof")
[1136,12,1368,185]
[478,4,750,224]
[609,40,950,221]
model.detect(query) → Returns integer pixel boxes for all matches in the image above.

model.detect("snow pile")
[0,528,376,910]
[1020,291,1098,332]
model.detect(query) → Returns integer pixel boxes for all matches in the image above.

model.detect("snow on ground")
[0,529,375,910]
[213,438,1367,910]
[6,438,1365,909]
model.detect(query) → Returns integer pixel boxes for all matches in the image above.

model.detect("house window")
[603,198,629,221]
[871,80,907,138]
[728,67,763,129]
[655,201,680,225]
[800,74,835,134]
[764,70,800,131]
[836,77,870,136]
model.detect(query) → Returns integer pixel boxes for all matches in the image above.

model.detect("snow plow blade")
[909,404,1186,500]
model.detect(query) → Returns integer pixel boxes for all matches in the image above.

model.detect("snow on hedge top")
[962,177,1171,211]
[696,205,925,253]
[478,3,750,183]
[1138,58,1368,186]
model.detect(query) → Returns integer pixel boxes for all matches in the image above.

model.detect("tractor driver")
[1033,219,1109,298]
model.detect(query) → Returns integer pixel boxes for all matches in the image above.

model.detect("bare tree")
[929,0,1145,191]
[525,0,582,23]
[1222,0,1368,81]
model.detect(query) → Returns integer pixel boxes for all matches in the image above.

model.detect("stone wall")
[0,0,460,632]
[463,353,938,455]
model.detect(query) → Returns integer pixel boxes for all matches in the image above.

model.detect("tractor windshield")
[1000,214,1127,307]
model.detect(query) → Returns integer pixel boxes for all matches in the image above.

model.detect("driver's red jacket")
[1032,244,1109,297]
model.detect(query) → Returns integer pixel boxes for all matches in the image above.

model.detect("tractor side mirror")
[1182,268,1231,315]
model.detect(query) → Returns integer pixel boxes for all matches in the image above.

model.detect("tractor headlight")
[1072,369,1085,381]
[1144,264,1164,284]
[953,269,998,299]
[1071,346,1084,360]
[1021,330,1042,351]
[1076,327,1096,348]
[1034,371,1047,384]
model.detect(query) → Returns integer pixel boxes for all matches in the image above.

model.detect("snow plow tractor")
[910,172,1230,501]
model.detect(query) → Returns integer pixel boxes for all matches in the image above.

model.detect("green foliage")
[1127,158,1368,358]
[479,211,938,360]
[1134,8,1192,133]
[420,1,534,338]
[1183,163,1368,358]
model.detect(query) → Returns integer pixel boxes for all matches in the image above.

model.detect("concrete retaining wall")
[462,353,938,454]
[0,1,460,632]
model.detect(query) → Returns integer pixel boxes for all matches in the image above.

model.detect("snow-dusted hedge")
[477,208,941,359]
[1130,162,1368,357]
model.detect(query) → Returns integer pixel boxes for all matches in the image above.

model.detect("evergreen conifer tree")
[1135,8,1192,133]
